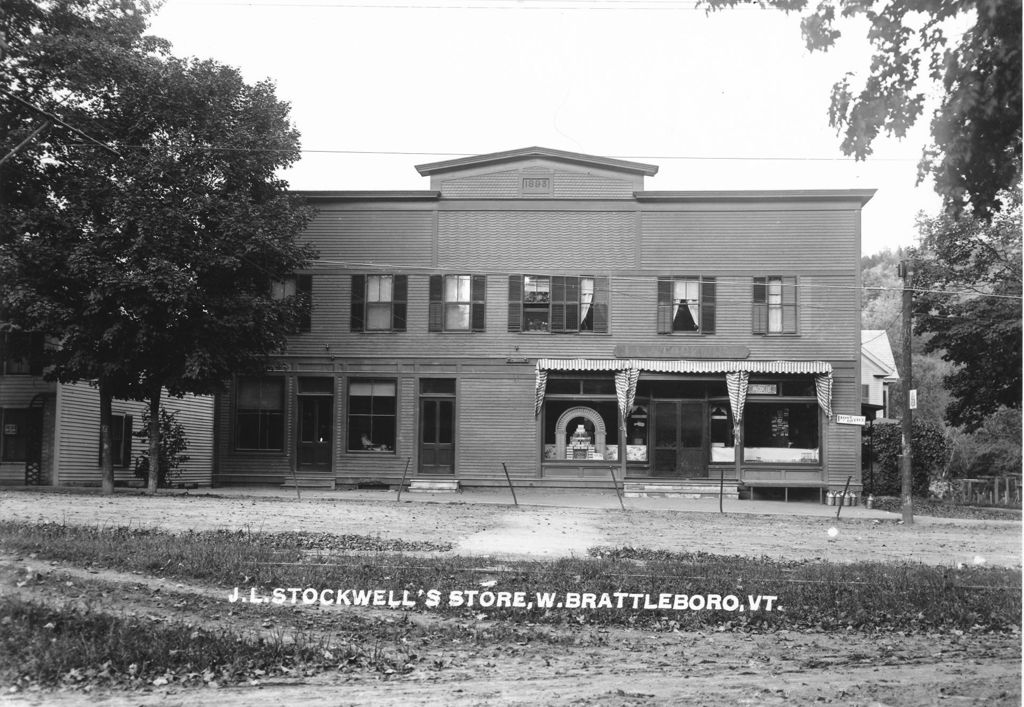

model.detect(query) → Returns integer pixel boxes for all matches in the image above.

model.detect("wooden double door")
[652,401,707,478]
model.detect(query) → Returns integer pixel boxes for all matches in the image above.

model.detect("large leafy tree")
[1,1,315,493]
[911,187,1022,431]
[704,0,1022,218]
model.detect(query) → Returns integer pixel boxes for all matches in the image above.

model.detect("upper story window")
[657,277,716,334]
[1,331,44,375]
[271,274,312,333]
[508,275,608,333]
[429,275,486,332]
[351,275,408,332]
[753,276,797,334]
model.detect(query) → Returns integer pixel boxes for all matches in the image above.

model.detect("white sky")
[148,0,948,256]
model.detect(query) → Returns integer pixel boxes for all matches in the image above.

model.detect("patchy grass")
[870,496,1022,520]
[1,521,1019,635]
[0,597,407,691]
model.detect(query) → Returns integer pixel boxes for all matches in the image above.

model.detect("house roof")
[861,330,899,380]
[414,146,660,177]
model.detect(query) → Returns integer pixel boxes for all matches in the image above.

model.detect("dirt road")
[1,488,1020,567]
[0,488,1020,706]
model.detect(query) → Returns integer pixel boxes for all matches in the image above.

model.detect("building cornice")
[415,147,659,177]
[293,190,441,201]
[635,189,876,206]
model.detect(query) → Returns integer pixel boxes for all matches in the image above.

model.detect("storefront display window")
[743,402,819,463]
[348,379,396,453]
[543,399,618,461]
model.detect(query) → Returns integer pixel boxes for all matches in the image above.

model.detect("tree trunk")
[99,381,114,496]
[147,386,161,494]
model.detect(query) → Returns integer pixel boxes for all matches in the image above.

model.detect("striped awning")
[726,371,750,428]
[534,359,835,419]
[536,359,833,375]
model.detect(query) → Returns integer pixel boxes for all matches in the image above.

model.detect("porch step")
[407,479,461,493]
[280,474,336,490]
[623,481,739,499]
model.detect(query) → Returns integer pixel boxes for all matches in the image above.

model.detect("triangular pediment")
[415,147,657,199]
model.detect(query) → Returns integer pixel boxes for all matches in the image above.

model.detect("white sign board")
[835,414,866,426]
[909,389,918,410]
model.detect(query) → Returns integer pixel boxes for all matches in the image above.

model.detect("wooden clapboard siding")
[437,211,636,270]
[214,150,872,490]
[435,163,639,199]
[824,364,862,487]
[0,376,55,405]
[438,170,520,198]
[640,210,859,271]
[280,273,857,364]
[304,209,434,265]
[52,383,213,487]
[454,375,536,480]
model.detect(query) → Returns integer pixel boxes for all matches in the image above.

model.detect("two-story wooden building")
[213,147,873,499]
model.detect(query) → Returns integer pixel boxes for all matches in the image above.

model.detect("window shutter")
[350,275,366,332]
[392,275,408,331]
[507,275,523,332]
[657,278,673,334]
[752,277,767,335]
[428,275,444,332]
[297,275,312,332]
[550,276,566,332]
[28,333,44,375]
[781,276,797,333]
[701,278,716,334]
[123,415,133,470]
[471,275,486,332]
[592,277,609,333]
[563,277,580,332]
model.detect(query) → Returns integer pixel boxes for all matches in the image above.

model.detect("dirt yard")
[0,488,1020,706]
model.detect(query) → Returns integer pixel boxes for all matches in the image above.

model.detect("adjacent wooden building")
[214,147,873,499]
[0,332,214,487]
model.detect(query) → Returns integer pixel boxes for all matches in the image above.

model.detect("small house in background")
[860,330,899,419]
[213,146,874,502]
[0,331,214,488]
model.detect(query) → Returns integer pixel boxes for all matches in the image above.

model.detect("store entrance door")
[419,398,454,475]
[652,401,706,478]
[297,396,332,470]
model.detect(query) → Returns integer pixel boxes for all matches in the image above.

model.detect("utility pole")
[898,259,914,524]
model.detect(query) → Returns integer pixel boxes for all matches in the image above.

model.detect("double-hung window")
[235,377,285,451]
[429,275,486,332]
[508,275,609,333]
[657,277,716,334]
[351,275,408,332]
[752,276,797,334]
[271,274,312,333]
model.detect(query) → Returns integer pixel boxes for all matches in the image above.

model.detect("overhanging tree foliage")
[911,187,1022,431]
[1,1,316,493]
[703,0,1023,218]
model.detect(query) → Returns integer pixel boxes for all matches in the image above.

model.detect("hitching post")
[609,466,626,511]
[501,462,519,506]
[835,475,852,519]
[396,457,411,502]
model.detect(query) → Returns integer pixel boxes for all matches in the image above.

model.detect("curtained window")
[657,277,716,334]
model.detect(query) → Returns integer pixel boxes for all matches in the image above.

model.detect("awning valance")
[536,358,833,375]
[534,359,834,420]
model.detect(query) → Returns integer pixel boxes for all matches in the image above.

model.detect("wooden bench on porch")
[741,478,827,503]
